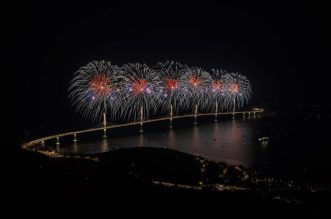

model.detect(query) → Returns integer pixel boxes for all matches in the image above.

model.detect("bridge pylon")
[56,136,60,145]
[193,104,198,125]
[169,104,173,128]
[73,133,77,142]
[103,128,107,138]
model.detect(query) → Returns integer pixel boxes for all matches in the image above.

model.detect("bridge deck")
[22,110,262,149]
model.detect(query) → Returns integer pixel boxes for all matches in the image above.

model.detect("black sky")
[7,1,329,140]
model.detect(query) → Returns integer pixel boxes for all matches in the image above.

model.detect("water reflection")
[101,138,109,152]
[166,128,177,150]
[73,141,78,153]
[190,125,200,150]
[138,133,144,147]
[60,119,263,167]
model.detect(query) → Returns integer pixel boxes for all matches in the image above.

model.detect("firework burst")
[68,60,120,122]
[180,66,212,113]
[117,63,161,122]
[208,69,230,114]
[226,72,252,112]
[154,61,188,114]
[68,60,252,124]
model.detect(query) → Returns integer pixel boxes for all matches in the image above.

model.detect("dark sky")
[7,1,329,139]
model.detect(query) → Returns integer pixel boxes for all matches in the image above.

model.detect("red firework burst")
[230,83,239,94]
[165,79,179,91]
[132,79,148,95]
[188,76,200,88]
[211,80,224,91]
[89,74,112,97]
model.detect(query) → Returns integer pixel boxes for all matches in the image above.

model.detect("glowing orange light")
[165,79,178,91]
[132,79,147,95]
[230,84,239,94]
[189,76,200,88]
[89,74,111,97]
[212,80,224,91]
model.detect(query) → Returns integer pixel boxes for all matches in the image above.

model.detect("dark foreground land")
[4,145,331,218]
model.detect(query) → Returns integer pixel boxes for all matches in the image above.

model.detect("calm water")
[44,106,331,182]
[58,117,268,168]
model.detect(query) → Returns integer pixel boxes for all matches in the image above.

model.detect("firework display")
[154,61,188,114]
[180,66,212,114]
[68,61,120,122]
[226,72,252,114]
[117,63,161,122]
[68,60,252,123]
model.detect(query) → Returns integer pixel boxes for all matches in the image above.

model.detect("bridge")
[21,109,264,154]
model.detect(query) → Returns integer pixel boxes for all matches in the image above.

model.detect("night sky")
[8,1,329,141]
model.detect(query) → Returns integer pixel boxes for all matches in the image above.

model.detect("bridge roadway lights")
[73,133,77,142]
[24,110,265,153]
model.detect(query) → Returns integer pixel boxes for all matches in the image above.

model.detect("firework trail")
[68,60,120,122]
[117,63,161,122]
